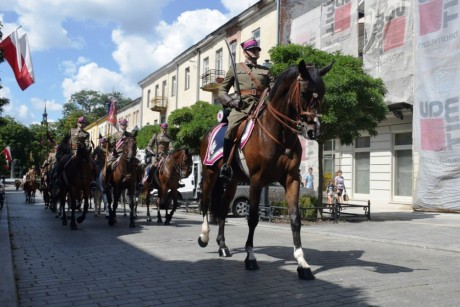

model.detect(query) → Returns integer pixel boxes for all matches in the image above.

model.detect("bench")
[260,200,371,223]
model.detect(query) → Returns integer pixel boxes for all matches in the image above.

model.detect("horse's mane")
[170,148,189,155]
[268,63,323,101]
[269,65,298,101]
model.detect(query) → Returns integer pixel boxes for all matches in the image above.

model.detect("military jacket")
[147,133,172,155]
[218,61,271,113]
[111,130,134,154]
[68,128,91,152]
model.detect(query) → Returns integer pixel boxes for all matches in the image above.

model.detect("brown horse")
[54,144,94,230]
[102,136,139,228]
[23,179,38,203]
[144,149,192,225]
[198,60,333,280]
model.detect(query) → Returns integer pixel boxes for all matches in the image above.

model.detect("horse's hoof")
[198,237,208,248]
[164,220,170,225]
[147,217,152,222]
[123,213,127,217]
[129,222,136,228]
[297,267,315,280]
[157,219,162,224]
[219,248,232,257]
[244,257,259,270]
[77,217,85,224]
[108,219,115,226]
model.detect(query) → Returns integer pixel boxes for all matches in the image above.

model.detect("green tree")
[269,44,388,206]
[60,90,132,133]
[136,124,160,149]
[168,101,222,154]
[0,22,11,127]
[0,116,36,175]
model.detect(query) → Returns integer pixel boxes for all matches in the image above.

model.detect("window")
[203,57,209,73]
[171,76,176,97]
[185,67,190,90]
[229,41,237,67]
[354,136,370,194]
[147,89,151,107]
[162,80,167,98]
[394,132,413,197]
[155,84,159,97]
[215,49,223,71]
[322,140,335,191]
[252,28,261,46]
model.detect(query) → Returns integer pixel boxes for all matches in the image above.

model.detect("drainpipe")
[196,49,201,102]
[175,63,179,110]
[276,0,280,45]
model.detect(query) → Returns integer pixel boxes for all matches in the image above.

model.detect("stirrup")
[220,163,233,180]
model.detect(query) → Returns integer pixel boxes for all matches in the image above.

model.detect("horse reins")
[258,76,320,151]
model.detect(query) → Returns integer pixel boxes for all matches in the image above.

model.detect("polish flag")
[2,146,12,170]
[0,30,35,90]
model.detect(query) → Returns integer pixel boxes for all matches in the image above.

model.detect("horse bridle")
[261,74,321,150]
[171,150,190,179]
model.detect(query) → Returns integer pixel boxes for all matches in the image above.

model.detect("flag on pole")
[107,98,117,126]
[0,30,35,90]
[2,146,12,170]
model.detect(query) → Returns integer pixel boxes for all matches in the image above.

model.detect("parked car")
[230,183,316,217]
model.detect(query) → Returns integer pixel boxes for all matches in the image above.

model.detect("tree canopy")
[59,90,132,134]
[167,101,222,154]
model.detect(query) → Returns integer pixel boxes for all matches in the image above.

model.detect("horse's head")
[121,136,137,161]
[295,60,334,140]
[172,149,193,179]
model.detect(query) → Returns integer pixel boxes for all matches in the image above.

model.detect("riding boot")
[220,138,233,181]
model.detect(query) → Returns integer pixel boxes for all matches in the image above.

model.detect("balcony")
[201,69,225,92]
[150,96,167,112]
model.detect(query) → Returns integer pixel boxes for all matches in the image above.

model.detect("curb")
[0,192,19,307]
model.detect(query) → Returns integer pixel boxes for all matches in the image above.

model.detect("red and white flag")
[2,146,12,170]
[0,30,35,90]
[107,98,117,126]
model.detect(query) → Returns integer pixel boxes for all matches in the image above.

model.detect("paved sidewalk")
[2,184,460,306]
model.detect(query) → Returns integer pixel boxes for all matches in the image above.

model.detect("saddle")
[203,88,269,177]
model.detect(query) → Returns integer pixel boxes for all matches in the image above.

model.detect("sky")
[0,0,259,126]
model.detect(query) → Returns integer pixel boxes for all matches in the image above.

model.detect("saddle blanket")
[203,121,254,166]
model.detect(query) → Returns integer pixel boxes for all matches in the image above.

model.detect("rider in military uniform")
[142,122,173,183]
[91,137,108,175]
[218,38,271,180]
[26,165,37,181]
[105,118,142,189]
[54,116,92,185]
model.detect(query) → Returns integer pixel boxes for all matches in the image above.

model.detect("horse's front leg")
[60,193,67,225]
[109,188,120,226]
[69,193,78,230]
[244,183,263,270]
[156,196,163,224]
[215,180,236,257]
[77,190,89,224]
[286,177,314,280]
[144,183,152,222]
[128,189,136,228]
[198,170,213,248]
[164,189,179,225]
